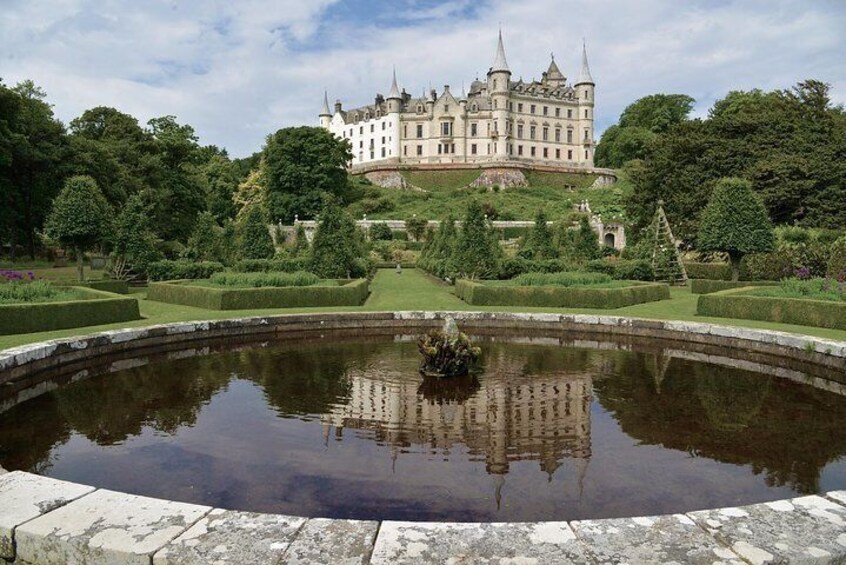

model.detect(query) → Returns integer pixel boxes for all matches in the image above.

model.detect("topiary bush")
[238,206,275,260]
[453,201,502,279]
[586,259,655,281]
[147,260,225,281]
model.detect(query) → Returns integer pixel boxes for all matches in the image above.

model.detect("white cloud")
[1,0,843,156]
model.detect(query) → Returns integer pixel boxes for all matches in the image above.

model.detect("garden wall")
[0,287,140,335]
[697,287,846,330]
[690,279,779,295]
[455,280,670,309]
[147,279,370,310]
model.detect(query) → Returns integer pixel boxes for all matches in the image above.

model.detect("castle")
[319,32,597,174]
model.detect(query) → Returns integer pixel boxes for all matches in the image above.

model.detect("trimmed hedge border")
[684,262,733,281]
[455,279,670,309]
[0,287,140,335]
[54,279,130,294]
[697,287,846,330]
[147,278,370,310]
[690,279,779,295]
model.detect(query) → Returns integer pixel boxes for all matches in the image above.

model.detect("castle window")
[404,146,407,156]
[543,147,548,158]
[403,125,407,137]
[585,109,589,119]
[417,104,423,113]
[518,103,523,112]
[584,129,589,141]
[381,136,385,144]
[568,149,573,159]
[359,141,363,148]
[417,145,423,156]
[493,99,497,109]
[441,121,452,136]
[370,124,375,133]
[531,146,536,157]
[359,126,363,134]
[530,104,536,114]
[437,144,442,154]
[349,128,353,136]
[487,143,490,154]
[382,122,386,130]
[543,106,548,116]
[567,129,573,143]
[556,148,561,159]
[381,147,385,158]
[365,112,370,120]
[471,144,477,155]
[487,122,491,136]
[542,127,549,141]
[451,143,455,153]
[416,124,423,138]
[370,151,374,159]
[471,123,478,137]
[517,125,523,139]
[445,104,449,112]
[530,126,536,140]
[359,151,363,161]
[555,108,560,117]
[585,89,590,100]
[567,109,573,118]
[585,149,589,159]
[518,145,523,156]
[555,129,561,142]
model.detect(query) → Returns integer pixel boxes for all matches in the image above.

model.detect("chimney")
[334,100,342,113]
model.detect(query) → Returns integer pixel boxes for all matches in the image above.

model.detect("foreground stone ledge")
[370,521,586,564]
[152,508,305,564]
[688,495,846,564]
[571,513,745,564]
[15,489,211,565]
[0,472,95,560]
[281,517,379,565]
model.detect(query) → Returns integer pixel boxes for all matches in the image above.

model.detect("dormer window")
[471,103,478,112]
[365,112,370,120]
[417,104,423,113]
[444,104,449,112]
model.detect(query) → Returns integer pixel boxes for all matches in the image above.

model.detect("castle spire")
[576,39,594,85]
[319,90,331,116]
[387,67,401,100]
[491,28,510,73]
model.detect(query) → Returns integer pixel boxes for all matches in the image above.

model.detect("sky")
[1,0,845,158]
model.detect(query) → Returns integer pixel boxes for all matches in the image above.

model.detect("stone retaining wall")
[2,312,846,564]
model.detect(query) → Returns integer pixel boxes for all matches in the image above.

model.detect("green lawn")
[1,268,845,350]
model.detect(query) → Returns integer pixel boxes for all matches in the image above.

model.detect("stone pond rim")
[0,311,845,563]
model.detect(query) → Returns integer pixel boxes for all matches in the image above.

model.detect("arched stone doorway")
[604,233,615,248]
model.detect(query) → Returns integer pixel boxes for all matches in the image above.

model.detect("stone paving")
[1,473,845,564]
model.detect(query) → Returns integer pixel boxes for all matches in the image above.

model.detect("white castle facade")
[319,32,596,172]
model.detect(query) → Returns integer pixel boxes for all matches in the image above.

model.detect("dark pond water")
[1,331,845,522]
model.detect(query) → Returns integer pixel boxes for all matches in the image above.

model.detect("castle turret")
[487,30,511,159]
[574,41,595,167]
[319,90,331,128]
[385,70,402,159]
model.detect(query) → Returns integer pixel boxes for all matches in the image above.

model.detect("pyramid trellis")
[649,201,687,285]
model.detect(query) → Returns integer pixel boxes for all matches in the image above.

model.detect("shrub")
[233,258,310,273]
[520,210,558,260]
[238,206,275,260]
[369,222,393,241]
[497,258,578,279]
[453,201,502,279]
[586,259,654,281]
[207,271,321,288]
[419,217,459,278]
[0,280,75,304]
[292,224,310,257]
[697,177,774,281]
[148,278,369,310]
[455,279,670,309]
[511,271,613,287]
[828,237,846,280]
[311,199,366,278]
[0,287,140,335]
[573,216,601,261]
[147,260,225,281]
[405,216,428,241]
[110,193,161,277]
[184,211,223,262]
[697,287,846,330]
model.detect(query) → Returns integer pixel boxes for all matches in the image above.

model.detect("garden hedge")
[689,279,779,294]
[696,287,846,330]
[147,278,369,310]
[54,279,130,294]
[0,287,140,335]
[683,262,733,281]
[233,258,309,273]
[455,279,670,309]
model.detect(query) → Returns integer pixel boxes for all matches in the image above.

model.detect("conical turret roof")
[387,68,401,100]
[491,29,510,73]
[319,90,331,116]
[576,40,594,85]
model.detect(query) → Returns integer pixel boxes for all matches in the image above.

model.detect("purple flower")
[27,271,35,280]
[795,266,811,280]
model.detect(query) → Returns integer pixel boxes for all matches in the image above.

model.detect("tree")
[521,209,557,260]
[405,216,428,242]
[262,127,352,222]
[454,201,501,279]
[238,206,275,260]
[292,223,310,257]
[573,216,601,261]
[109,192,161,279]
[698,178,775,281]
[45,176,111,280]
[184,211,222,262]
[310,198,362,278]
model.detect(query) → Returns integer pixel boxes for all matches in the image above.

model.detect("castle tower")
[386,69,402,160]
[574,41,595,167]
[487,30,511,159]
[319,90,331,128]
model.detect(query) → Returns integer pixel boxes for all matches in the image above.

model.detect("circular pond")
[1,327,845,523]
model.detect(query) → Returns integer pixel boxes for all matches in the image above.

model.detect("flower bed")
[455,279,670,309]
[147,278,369,310]
[0,287,140,335]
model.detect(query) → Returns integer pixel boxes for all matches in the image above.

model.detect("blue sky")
[1,0,844,157]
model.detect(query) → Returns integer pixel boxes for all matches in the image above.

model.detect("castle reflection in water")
[319,348,593,481]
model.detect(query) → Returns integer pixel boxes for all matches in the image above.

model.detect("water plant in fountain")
[417,317,481,377]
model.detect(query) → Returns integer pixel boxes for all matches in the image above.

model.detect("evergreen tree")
[454,201,501,279]
[110,192,161,278]
[698,177,775,281]
[238,206,275,260]
[45,176,111,280]
[292,223,310,257]
[185,211,222,262]
[573,216,601,261]
[311,199,361,278]
[522,209,557,260]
